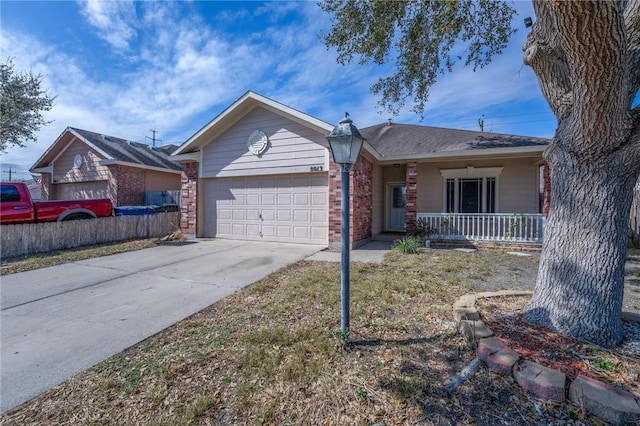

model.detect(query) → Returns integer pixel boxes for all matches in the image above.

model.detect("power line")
[3,168,14,181]
[145,129,162,147]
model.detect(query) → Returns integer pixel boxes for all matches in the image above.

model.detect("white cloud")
[77,0,138,51]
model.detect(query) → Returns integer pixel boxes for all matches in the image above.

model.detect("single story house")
[172,91,551,247]
[31,127,183,207]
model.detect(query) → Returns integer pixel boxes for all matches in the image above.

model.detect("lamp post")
[326,113,365,336]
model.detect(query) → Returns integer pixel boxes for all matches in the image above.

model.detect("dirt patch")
[469,249,640,314]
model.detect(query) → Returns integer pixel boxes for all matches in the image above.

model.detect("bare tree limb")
[552,0,630,153]
[523,0,572,119]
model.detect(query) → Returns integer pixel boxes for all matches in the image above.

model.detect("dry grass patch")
[1,250,611,425]
[0,239,159,275]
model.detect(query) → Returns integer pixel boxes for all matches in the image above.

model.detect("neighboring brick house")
[172,91,550,247]
[30,127,182,207]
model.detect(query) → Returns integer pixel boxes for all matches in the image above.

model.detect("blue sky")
[1,0,556,181]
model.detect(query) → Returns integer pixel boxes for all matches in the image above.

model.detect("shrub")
[393,236,422,254]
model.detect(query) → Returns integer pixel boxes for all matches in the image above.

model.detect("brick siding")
[351,156,373,242]
[328,155,373,247]
[111,166,145,206]
[180,162,198,236]
[405,162,418,235]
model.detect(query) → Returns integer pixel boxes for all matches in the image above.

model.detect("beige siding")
[371,163,384,235]
[144,170,181,191]
[383,165,406,183]
[415,157,541,213]
[53,138,110,183]
[499,158,540,213]
[201,107,328,178]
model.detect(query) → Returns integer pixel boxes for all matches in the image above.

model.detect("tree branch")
[552,0,630,151]
[523,0,572,119]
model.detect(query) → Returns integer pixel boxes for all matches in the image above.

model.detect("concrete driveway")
[0,240,322,413]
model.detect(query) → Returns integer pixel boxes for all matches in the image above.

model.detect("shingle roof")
[71,128,182,171]
[360,123,550,157]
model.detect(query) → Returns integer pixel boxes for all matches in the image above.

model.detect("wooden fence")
[1,212,181,258]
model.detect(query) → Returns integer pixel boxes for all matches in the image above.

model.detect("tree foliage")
[323,0,640,347]
[0,58,55,153]
[321,0,516,115]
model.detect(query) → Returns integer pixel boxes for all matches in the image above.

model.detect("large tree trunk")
[523,142,638,347]
[522,0,640,348]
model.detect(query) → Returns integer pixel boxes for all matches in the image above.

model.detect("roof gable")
[172,91,334,156]
[31,127,182,172]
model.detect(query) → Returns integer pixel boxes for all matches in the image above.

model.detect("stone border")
[453,291,640,426]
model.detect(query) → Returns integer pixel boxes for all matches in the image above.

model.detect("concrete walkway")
[0,240,323,413]
[305,240,393,263]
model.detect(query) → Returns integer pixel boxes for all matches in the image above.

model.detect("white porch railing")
[416,213,546,243]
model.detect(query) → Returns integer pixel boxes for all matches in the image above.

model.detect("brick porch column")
[328,158,342,248]
[180,162,198,236]
[350,156,373,244]
[543,162,551,215]
[328,155,373,248]
[405,162,418,235]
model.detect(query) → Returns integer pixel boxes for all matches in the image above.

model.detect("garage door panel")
[311,210,326,223]
[55,181,108,201]
[260,209,275,220]
[261,225,275,237]
[294,193,309,205]
[277,194,291,205]
[311,227,326,239]
[246,194,260,205]
[293,227,309,238]
[277,226,292,238]
[311,193,326,206]
[232,224,246,235]
[293,210,309,222]
[261,193,275,205]
[246,209,260,220]
[277,209,291,221]
[204,174,328,244]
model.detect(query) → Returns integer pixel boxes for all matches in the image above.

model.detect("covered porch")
[366,157,550,246]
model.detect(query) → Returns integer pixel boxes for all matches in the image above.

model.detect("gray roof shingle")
[71,128,182,171]
[359,123,550,157]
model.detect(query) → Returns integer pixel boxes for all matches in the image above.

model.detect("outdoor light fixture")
[326,113,365,336]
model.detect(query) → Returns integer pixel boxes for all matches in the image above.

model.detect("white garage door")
[55,181,109,200]
[204,174,328,244]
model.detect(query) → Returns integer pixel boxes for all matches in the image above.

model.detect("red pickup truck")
[0,182,113,225]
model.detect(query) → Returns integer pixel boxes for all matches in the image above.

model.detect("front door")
[388,184,406,231]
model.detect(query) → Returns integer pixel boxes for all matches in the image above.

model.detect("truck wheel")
[62,213,92,221]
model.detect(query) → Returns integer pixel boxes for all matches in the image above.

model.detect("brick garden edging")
[453,291,640,426]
